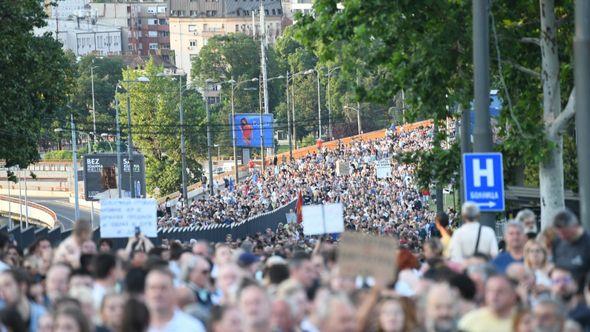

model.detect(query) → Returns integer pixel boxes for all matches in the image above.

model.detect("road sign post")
[463,153,505,216]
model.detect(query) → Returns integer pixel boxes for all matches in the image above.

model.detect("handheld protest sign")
[338,232,398,285]
[100,198,157,238]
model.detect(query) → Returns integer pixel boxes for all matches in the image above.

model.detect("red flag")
[296,191,303,224]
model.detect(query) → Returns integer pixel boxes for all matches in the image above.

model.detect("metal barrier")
[6,199,297,250]
[0,195,58,229]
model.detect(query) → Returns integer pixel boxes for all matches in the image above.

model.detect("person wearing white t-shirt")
[449,202,499,263]
[145,268,206,332]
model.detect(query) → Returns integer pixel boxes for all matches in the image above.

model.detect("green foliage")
[119,59,207,196]
[0,0,75,168]
[70,55,125,135]
[300,134,316,148]
[43,150,74,161]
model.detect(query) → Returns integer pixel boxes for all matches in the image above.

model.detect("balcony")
[200,28,225,37]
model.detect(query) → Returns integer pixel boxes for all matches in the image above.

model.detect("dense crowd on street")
[157,123,440,243]
[0,203,589,331]
[0,121,589,332]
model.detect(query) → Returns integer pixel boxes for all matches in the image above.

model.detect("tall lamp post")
[228,77,259,183]
[304,69,322,139]
[325,66,341,139]
[54,116,80,221]
[205,79,215,195]
[120,76,150,198]
[157,72,189,204]
[289,70,312,149]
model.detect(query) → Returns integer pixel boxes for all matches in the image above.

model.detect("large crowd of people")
[0,123,588,332]
[0,204,588,332]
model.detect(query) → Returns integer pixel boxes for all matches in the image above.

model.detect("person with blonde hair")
[523,240,552,289]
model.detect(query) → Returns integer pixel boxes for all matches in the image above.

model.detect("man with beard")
[424,283,460,332]
[549,266,590,329]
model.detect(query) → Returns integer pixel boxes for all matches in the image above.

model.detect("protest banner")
[336,160,350,176]
[100,198,157,238]
[376,158,392,179]
[302,203,344,235]
[338,232,398,285]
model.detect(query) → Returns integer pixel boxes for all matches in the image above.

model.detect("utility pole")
[23,169,29,228]
[91,60,97,147]
[6,170,11,228]
[472,0,494,228]
[115,92,123,198]
[434,120,444,214]
[291,77,297,148]
[286,72,293,160]
[459,104,471,205]
[126,90,134,198]
[575,0,590,229]
[356,76,362,135]
[316,70,322,139]
[259,1,270,167]
[17,166,23,228]
[179,74,188,204]
[205,83,214,195]
[71,114,80,221]
[230,79,239,183]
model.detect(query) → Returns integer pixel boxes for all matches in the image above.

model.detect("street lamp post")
[304,69,322,139]
[205,79,214,196]
[228,77,259,183]
[114,89,123,199]
[286,71,293,160]
[157,72,189,204]
[71,114,80,221]
[122,76,149,198]
[326,66,341,140]
[91,60,97,146]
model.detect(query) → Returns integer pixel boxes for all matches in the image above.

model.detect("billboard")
[83,154,146,201]
[231,113,274,148]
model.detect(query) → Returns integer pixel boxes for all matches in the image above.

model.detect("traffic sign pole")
[473,0,495,228]
[463,153,505,215]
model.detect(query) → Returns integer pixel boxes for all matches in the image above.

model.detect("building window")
[277,9,282,15]
[189,40,197,47]
[159,19,167,25]
[149,43,158,50]
[235,24,239,32]
[148,31,157,37]
[188,25,196,32]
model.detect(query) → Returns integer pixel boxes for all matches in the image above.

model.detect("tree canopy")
[0,0,75,168]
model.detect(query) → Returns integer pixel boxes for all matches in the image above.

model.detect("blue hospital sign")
[463,153,505,211]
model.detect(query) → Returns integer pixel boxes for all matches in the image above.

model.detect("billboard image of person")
[240,117,253,145]
[232,113,274,148]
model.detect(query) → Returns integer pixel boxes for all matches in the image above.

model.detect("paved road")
[30,197,100,230]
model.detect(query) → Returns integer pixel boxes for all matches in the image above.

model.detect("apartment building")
[90,1,171,62]
[169,0,284,75]
[36,18,122,57]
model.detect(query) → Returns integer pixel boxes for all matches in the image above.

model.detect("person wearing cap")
[238,252,261,276]
[552,209,590,292]
[449,202,498,264]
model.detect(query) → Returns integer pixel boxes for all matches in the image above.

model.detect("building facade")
[90,1,171,62]
[45,0,89,19]
[169,0,284,75]
[36,18,122,57]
